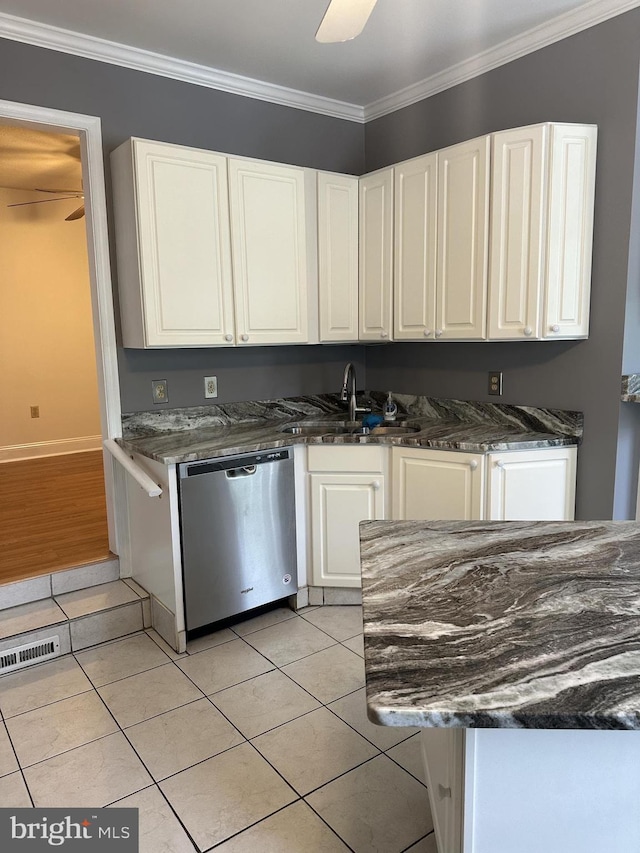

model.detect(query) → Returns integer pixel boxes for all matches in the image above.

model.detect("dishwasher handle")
[226,465,257,478]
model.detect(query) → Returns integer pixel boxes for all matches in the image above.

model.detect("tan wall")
[0,188,101,454]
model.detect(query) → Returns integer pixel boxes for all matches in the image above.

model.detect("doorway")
[0,100,122,587]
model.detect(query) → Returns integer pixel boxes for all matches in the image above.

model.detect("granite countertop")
[118,394,581,464]
[622,374,640,402]
[360,520,640,731]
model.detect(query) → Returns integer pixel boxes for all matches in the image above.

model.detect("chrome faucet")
[341,362,371,422]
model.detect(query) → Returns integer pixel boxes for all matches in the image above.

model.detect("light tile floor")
[0,605,436,853]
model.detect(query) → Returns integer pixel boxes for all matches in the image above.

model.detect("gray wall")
[119,345,365,412]
[364,10,640,520]
[0,37,366,411]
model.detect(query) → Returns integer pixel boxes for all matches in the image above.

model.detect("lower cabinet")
[392,446,576,521]
[392,448,485,520]
[487,447,576,520]
[308,446,387,588]
[305,444,577,590]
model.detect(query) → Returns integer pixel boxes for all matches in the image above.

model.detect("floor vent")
[0,636,61,675]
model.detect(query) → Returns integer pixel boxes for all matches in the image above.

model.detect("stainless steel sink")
[370,425,421,436]
[280,421,350,435]
[280,421,421,437]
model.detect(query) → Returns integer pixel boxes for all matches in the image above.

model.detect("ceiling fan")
[316,0,378,43]
[7,188,85,221]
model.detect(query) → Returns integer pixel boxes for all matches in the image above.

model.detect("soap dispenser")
[383,392,398,423]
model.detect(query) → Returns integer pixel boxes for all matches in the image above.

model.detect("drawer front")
[307,445,386,473]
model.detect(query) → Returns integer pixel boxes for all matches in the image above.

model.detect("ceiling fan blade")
[7,196,80,208]
[65,204,85,221]
[316,0,377,43]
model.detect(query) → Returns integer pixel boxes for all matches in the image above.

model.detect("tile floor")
[0,604,436,852]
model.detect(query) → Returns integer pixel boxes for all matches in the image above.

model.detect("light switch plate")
[152,379,169,404]
[204,376,218,398]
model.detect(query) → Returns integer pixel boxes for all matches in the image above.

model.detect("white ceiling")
[0,0,635,115]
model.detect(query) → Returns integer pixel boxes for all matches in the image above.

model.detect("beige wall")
[0,188,101,457]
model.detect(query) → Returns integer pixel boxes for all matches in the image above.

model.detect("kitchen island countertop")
[360,520,640,730]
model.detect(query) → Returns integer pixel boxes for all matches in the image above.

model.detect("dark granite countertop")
[360,520,640,731]
[118,394,581,464]
[622,374,640,402]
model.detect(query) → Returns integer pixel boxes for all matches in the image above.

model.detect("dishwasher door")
[178,448,297,631]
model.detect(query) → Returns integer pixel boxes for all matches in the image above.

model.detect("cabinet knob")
[224,333,233,342]
[380,330,388,339]
[469,460,478,471]
[550,324,560,333]
[524,327,533,337]
[435,329,443,338]
[424,329,431,337]
[372,481,380,491]
[495,460,505,468]
[241,334,249,342]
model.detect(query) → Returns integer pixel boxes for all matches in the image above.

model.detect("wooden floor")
[0,451,111,585]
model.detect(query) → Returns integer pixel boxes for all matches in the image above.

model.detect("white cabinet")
[487,447,577,520]
[394,153,438,340]
[111,139,315,348]
[228,158,311,345]
[317,172,359,342]
[437,135,490,340]
[392,446,577,523]
[111,138,235,348]
[359,168,394,342]
[488,123,597,340]
[308,446,387,587]
[391,448,485,521]
[421,730,465,853]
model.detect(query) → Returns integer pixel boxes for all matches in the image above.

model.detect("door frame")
[0,98,123,556]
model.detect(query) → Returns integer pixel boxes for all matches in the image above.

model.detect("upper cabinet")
[393,152,438,340]
[111,123,596,349]
[359,168,394,342]
[488,123,597,340]
[228,158,311,345]
[111,138,235,348]
[111,139,313,348]
[317,172,359,342]
[436,135,490,340]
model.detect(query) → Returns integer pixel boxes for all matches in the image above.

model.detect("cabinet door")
[359,168,394,342]
[436,136,490,340]
[228,158,309,345]
[392,448,484,520]
[394,153,438,340]
[487,448,577,520]
[318,172,359,342]
[310,473,385,587]
[421,730,465,853]
[488,125,547,340]
[132,139,235,347]
[543,124,597,340]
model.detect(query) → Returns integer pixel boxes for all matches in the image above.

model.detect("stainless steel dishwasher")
[178,447,298,632]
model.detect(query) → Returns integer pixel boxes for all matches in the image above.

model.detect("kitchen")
[1,1,640,851]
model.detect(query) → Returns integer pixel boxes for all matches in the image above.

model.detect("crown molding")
[0,1,637,126]
[0,11,365,123]
[364,0,640,121]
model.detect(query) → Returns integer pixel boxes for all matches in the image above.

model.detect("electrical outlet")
[152,379,169,404]
[488,371,503,396]
[204,376,218,399]
[30,405,39,419]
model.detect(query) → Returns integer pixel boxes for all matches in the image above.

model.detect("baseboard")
[0,435,102,462]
